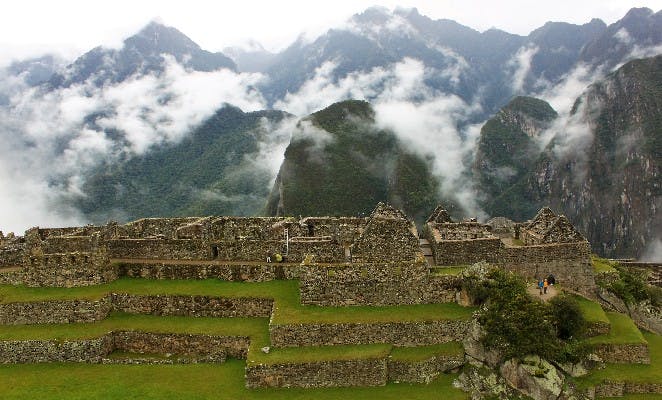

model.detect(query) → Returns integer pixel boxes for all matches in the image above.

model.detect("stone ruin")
[0,203,604,390]
[0,202,596,295]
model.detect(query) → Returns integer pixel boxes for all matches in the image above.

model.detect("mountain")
[223,41,277,73]
[260,7,611,114]
[266,100,442,223]
[473,96,557,220]
[78,105,289,222]
[579,8,662,69]
[536,55,661,258]
[475,55,661,258]
[48,21,236,88]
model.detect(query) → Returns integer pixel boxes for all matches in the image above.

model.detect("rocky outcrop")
[500,356,563,400]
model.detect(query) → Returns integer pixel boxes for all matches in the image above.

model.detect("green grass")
[592,255,618,273]
[0,359,469,400]
[0,278,286,303]
[578,332,662,390]
[0,279,475,325]
[572,295,609,325]
[598,395,662,400]
[248,344,392,365]
[587,312,647,345]
[389,342,464,362]
[272,300,473,325]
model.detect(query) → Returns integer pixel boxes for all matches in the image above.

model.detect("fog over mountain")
[0,6,660,258]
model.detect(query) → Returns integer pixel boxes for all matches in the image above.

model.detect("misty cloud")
[0,56,268,233]
[508,45,538,93]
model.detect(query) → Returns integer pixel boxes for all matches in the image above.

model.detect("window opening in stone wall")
[211,245,219,259]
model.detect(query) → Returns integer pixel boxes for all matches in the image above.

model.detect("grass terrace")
[573,294,610,326]
[0,359,470,400]
[586,312,647,346]
[579,332,661,391]
[592,255,618,273]
[0,278,475,325]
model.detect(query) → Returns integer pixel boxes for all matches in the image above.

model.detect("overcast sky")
[1,0,660,63]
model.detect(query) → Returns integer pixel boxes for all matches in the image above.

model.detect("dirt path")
[527,282,559,302]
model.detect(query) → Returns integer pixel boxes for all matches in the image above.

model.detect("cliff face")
[535,55,661,258]
[475,56,661,258]
[473,96,558,221]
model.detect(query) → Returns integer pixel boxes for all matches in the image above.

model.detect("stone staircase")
[419,239,435,266]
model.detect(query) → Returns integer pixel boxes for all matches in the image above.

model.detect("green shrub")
[470,270,591,363]
[549,295,587,340]
[608,266,651,305]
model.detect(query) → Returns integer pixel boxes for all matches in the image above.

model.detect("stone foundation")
[0,294,273,325]
[0,331,247,364]
[593,343,650,364]
[270,320,469,347]
[387,353,464,383]
[118,261,303,281]
[0,298,112,325]
[245,358,388,388]
[111,294,273,318]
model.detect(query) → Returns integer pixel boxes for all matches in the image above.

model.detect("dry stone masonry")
[0,202,613,390]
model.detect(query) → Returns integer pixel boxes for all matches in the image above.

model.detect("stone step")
[424,255,435,266]
[418,239,430,245]
[421,248,433,256]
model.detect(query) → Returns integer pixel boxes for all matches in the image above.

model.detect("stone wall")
[1,294,273,325]
[112,331,247,359]
[423,275,463,303]
[0,268,22,285]
[0,331,249,364]
[111,294,273,318]
[387,353,464,383]
[593,343,650,364]
[0,336,113,363]
[118,261,303,281]
[299,262,430,306]
[0,297,112,325]
[430,238,502,265]
[42,236,96,253]
[22,250,117,288]
[593,381,662,398]
[107,239,209,260]
[498,242,595,293]
[245,358,388,388]
[0,248,24,267]
[270,320,470,347]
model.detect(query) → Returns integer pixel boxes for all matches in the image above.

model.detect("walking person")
[538,279,544,295]
[543,278,549,294]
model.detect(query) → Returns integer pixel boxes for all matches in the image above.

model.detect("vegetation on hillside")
[78,106,289,222]
[266,100,442,223]
[464,269,590,362]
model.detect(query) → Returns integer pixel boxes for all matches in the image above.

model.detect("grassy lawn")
[599,395,662,400]
[592,255,618,273]
[0,359,469,400]
[586,312,647,345]
[389,341,464,362]
[572,295,609,325]
[578,332,661,390]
